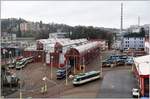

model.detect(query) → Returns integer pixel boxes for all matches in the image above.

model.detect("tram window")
[75,78,80,81]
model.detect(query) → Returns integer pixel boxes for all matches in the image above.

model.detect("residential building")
[20,22,28,32]
[122,33,145,50]
[121,33,145,56]
[20,22,41,32]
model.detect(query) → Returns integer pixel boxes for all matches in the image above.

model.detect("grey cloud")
[1,1,150,28]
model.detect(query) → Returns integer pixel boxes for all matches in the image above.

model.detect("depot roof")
[73,41,100,54]
[55,39,88,47]
[37,38,70,45]
[24,45,37,51]
[134,55,150,76]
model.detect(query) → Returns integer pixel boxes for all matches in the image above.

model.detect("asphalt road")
[97,67,138,98]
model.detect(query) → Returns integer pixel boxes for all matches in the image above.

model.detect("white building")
[128,24,150,35]
[1,32,16,43]
[128,25,141,33]
[49,32,69,39]
[122,33,145,50]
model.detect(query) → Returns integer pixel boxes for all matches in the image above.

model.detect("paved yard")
[3,50,138,98]
[97,67,138,98]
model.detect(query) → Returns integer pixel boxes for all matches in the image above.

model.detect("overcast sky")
[1,1,150,29]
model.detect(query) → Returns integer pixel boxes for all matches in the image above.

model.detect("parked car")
[56,65,72,79]
[109,55,120,60]
[132,88,140,98]
[102,59,114,67]
[2,67,20,87]
[116,58,124,65]
[125,57,134,65]
[109,55,128,66]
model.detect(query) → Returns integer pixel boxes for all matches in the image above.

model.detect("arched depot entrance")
[65,41,101,73]
[65,49,80,72]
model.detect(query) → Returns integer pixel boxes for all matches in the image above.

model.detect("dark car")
[2,69,20,87]
[116,58,125,65]
[115,55,128,66]
[102,59,114,67]
[125,57,134,65]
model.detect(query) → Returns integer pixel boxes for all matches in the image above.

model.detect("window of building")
[3,37,5,39]
[8,37,10,40]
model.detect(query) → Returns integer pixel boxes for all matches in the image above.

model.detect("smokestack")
[120,3,123,34]
[138,16,140,26]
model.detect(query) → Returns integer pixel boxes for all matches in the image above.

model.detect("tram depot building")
[23,38,107,70]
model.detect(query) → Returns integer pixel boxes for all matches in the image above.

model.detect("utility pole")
[65,58,68,85]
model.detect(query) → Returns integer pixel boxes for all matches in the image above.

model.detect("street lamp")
[100,51,103,78]
[100,55,103,78]
[3,49,7,65]
[73,56,76,74]
[9,51,12,64]
[50,55,53,79]
[19,80,22,99]
[82,57,85,73]
[42,77,60,97]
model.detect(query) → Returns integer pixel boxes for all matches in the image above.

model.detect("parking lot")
[3,50,139,98]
